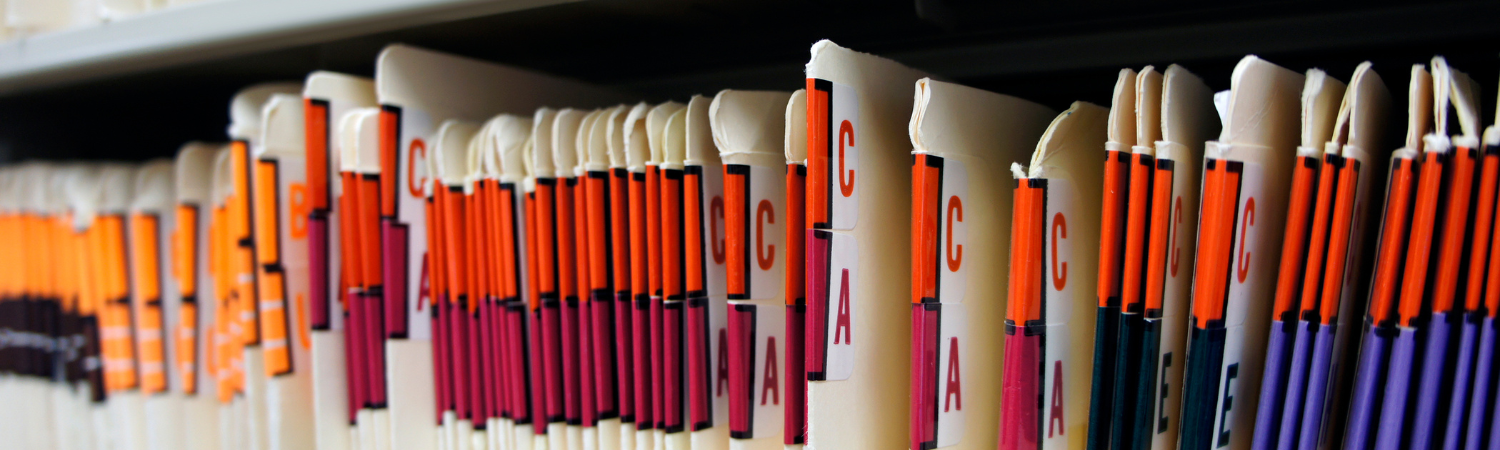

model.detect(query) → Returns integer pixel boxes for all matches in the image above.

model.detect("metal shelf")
[0,0,575,94]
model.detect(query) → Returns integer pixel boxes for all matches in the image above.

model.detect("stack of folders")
[2,41,1499,450]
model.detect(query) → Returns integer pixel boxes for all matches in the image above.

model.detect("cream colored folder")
[1178,56,1303,450]
[375,45,629,450]
[708,89,794,450]
[99,163,150,450]
[801,39,930,450]
[303,71,377,450]
[428,118,483,450]
[609,102,651,450]
[585,104,631,450]
[1299,62,1389,450]
[552,107,589,450]
[683,94,731,450]
[781,89,807,450]
[908,79,1052,450]
[173,142,227,450]
[1138,64,1217,450]
[642,101,684,450]
[1000,101,1107,450]
[1250,67,1343,450]
[337,107,391,450]
[209,146,255,450]
[252,92,318,450]
[130,159,184,450]
[658,106,691,450]
[226,82,303,450]
[478,112,538,450]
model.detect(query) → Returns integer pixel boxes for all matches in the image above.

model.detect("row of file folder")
[0,40,1496,450]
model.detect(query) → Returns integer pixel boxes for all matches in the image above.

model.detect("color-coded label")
[806,79,859,231]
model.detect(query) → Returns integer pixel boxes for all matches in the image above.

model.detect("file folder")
[684,95,731,450]
[1088,68,1136,450]
[1128,65,1217,450]
[303,71,377,450]
[485,112,542,450]
[373,44,626,450]
[337,107,391,450]
[173,142,227,450]
[708,89,794,450]
[1178,56,1303,450]
[1253,68,1345,450]
[908,78,1052,450]
[130,159,183,450]
[1341,64,1431,450]
[659,106,691,450]
[1000,101,1107,450]
[803,39,930,450]
[1408,58,1482,450]
[642,101,685,450]
[608,103,649,450]
[1461,79,1500,450]
[100,163,151,450]
[782,89,808,450]
[1286,63,1388,450]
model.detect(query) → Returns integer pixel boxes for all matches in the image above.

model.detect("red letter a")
[761,337,779,406]
[944,337,962,412]
[1048,360,1065,437]
[834,269,852,344]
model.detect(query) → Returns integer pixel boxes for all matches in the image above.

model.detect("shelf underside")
[0,0,1494,162]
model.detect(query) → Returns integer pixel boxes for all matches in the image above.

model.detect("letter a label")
[823,232,858,380]
[750,307,787,438]
[934,304,968,447]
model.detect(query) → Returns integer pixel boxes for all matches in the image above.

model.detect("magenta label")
[633,297,654,429]
[805,230,831,379]
[999,330,1042,450]
[526,307,550,433]
[578,301,598,427]
[592,297,619,419]
[345,290,367,417]
[562,301,583,424]
[687,298,714,430]
[911,304,941,450]
[729,304,756,437]
[540,302,565,423]
[432,299,451,422]
[308,217,330,329]
[612,293,634,423]
[784,305,806,445]
[363,293,388,406]
[663,303,686,432]
[382,221,410,337]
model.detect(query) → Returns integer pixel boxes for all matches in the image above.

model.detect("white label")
[934,304,967,448]
[398,107,433,340]
[1043,177,1076,450]
[938,158,968,305]
[749,305,786,439]
[823,232,858,381]
[279,157,312,361]
[699,163,729,298]
[747,165,786,300]
[829,82,859,231]
[1043,178,1077,326]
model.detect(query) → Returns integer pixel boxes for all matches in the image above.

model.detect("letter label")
[756,199,776,270]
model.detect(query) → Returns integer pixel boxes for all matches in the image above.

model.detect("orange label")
[131,214,168,394]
